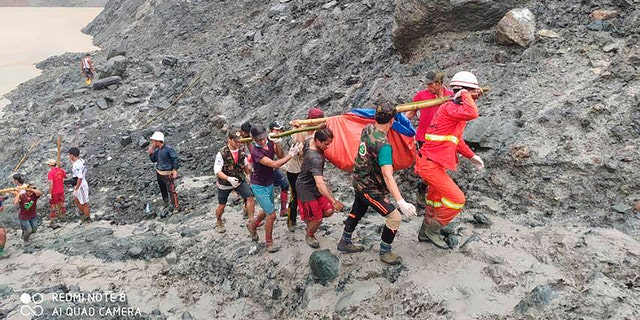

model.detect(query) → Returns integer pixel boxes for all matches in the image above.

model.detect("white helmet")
[150,131,165,142]
[449,71,480,89]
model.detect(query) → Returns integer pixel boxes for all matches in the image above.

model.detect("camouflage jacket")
[352,124,389,196]
[217,145,248,187]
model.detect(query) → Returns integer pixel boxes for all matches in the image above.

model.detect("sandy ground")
[0,7,101,111]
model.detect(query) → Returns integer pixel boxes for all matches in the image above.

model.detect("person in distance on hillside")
[296,128,344,248]
[404,71,454,209]
[81,53,95,85]
[414,71,485,249]
[148,132,180,212]
[337,98,417,265]
[214,128,255,233]
[246,124,302,253]
[46,159,67,228]
[68,148,91,223]
[285,107,325,232]
[268,121,290,218]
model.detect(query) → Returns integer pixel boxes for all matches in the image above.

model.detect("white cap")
[150,131,165,142]
[449,71,480,89]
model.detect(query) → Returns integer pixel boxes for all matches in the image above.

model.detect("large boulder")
[99,55,127,78]
[309,249,339,285]
[92,76,122,90]
[496,8,536,47]
[392,0,529,57]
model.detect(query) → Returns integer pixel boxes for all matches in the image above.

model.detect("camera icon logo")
[19,293,44,316]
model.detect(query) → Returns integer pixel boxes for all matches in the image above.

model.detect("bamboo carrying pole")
[239,125,323,143]
[0,185,31,195]
[12,138,41,173]
[294,88,490,126]
[56,135,62,168]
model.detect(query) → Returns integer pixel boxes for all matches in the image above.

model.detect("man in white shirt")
[213,129,254,233]
[68,147,91,223]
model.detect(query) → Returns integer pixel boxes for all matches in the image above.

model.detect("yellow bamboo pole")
[12,138,41,173]
[294,87,490,125]
[56,135,62,168]
[0,185,30,194]
[239,125,323,143]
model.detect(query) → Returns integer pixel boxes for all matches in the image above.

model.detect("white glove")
[470,155,485,170]
[453,89,468,100]
[397,199,417,217]
[227,176,240,188]
[288,142,303,157]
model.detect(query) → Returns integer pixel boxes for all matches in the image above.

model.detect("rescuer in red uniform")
[414,71,485,249]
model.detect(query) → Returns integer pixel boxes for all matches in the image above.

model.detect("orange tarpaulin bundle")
[323,112,416,172]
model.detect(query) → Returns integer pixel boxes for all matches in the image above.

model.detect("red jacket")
[419,91,478,170]
[413,88,454,142]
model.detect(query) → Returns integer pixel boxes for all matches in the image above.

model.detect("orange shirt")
[419,91,478,170]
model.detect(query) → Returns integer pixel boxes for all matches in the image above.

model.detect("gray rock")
[322,1,338,9]
[96,97,109,110]
[464,116,518,149]
[244,31,256,41]
[100,55,127,78]
[272,286,282,300]
[138,136,150,148]
[162,56,178,67]
[128,246,143,257]
[211,115,227,129]
[67,105,79,114]
[611,204,631,213]
[514,284,556,313]
[180,228,200,237]
[157,100,171,111]
[92,76,122,90]
[106,42,127,60]
[120,136,132,147]
[253,30,263,42]
[496,8,536,47]
[536,29,560,39]
[153,66,164,77]
[269,4,287,17]
[125,97,141,104]
[587,20,604,31]
[309,249,339,285]
[392,0,529,57]
[165,251,178,264]
[0,285,13,299]
[142,61,155,73]
[181,311,193,320]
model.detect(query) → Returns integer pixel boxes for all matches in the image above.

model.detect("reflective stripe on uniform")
[425,200,442,208]
[441,197,464,210]
[426,198,464,210]
[424,134,459,145]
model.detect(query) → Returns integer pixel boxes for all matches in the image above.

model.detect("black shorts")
[217,180,253,204]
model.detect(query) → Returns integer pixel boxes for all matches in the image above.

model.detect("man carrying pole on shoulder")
[337,98,417,265]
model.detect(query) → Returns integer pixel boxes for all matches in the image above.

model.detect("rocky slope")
[1,0,639,319]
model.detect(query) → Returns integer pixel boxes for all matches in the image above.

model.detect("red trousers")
[415,156,465,226]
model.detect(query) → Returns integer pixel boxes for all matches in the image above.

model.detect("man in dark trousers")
[148,131,180,211]
[336,99,417,265]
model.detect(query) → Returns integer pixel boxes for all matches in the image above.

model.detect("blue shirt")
[149,145,179,171]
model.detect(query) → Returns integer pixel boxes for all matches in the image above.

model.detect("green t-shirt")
[378,144,392,166]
